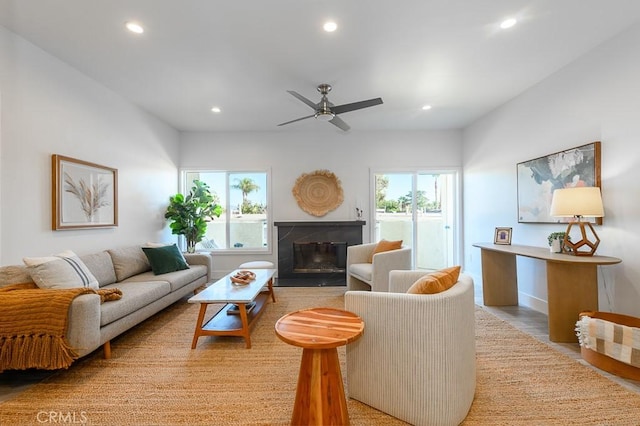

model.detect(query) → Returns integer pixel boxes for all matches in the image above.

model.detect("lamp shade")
[549,187,604,218]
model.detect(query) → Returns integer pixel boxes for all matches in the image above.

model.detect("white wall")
[463,23,640,316]
[0,26,180,265]
[180,130,462,273]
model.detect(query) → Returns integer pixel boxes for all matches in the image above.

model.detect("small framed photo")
[494,227,512,245]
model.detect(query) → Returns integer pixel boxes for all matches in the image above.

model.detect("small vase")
[550,239,561,253]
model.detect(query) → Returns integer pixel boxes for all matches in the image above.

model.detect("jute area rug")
[1,287,640,425]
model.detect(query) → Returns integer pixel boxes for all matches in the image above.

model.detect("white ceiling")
[1,0,640,133]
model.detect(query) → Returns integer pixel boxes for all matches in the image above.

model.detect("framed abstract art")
[517,142,601,224]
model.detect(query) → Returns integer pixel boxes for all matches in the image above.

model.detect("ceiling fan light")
[315,111,335,121]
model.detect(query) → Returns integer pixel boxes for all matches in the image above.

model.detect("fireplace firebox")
[274,221,365,286]
[293,241,347,273]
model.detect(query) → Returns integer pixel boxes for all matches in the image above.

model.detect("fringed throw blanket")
[576,316,640,368]
[0,283,122,372]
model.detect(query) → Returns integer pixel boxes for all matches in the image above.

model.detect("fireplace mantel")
[274,221,366,227]
[274,221,365,285]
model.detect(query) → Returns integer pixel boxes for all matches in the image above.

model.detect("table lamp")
[549,187,604,256]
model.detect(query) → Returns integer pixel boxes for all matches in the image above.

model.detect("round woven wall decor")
[292,169,344,217]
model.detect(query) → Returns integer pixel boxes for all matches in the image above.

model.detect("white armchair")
[345,271,476,426]
[346,243,411,292]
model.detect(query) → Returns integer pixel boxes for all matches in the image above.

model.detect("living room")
[2,1,640,424]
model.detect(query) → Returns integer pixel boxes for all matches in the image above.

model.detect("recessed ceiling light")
[125,21,144,34]
[422,105,432,111]
[323,21,338,32]
[211,107,221,113]
[500,18,517,29]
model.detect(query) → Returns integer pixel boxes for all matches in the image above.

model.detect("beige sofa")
[0,245,212,361]
[345,271,476,426]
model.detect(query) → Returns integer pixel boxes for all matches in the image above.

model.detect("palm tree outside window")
[183,170,270,252]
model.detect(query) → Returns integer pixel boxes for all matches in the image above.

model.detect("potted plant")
[165,180,222,253]
[547,231,569,253]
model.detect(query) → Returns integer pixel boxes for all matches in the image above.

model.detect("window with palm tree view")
[183,171,269,251]
[373,171,459,270]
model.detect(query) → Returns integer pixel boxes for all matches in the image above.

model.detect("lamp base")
[563,221,600,256]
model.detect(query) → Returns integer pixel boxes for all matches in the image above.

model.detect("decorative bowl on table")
[230,270,256,285]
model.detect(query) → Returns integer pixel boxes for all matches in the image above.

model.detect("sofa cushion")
[121,265,207,292]
[80,251,117,287]
[142,244,189,275]
[406,266,461,295]
[368,239,403,262]
[23,250,99,290]
[99,281,171,326]
[349,263,373,283]
[107,246,151,282]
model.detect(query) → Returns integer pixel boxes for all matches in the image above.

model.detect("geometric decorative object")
[292,169,344,217]
[550,187,604,256]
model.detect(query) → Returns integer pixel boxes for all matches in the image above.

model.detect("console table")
[473,243,621,343]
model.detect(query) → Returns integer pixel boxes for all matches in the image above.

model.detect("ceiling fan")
[278,84,383,131]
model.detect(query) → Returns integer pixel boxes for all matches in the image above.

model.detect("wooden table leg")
[191,303,208,349]
[481,249,518,306]
[268,277,276,303]
[291,348,349,426]
[238,303,252,349]
[547,262,598,342]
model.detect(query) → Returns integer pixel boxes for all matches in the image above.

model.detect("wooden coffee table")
[188,268,276,349]
[275,307,364,426]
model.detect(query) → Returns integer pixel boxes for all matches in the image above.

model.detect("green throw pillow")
[142,244,189,275]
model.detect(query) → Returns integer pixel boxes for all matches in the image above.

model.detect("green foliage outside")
[376,174,442,213]
[231,178,265,214]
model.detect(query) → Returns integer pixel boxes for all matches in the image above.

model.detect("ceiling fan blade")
[329,115,351,131]
[277,114,316,127]
[331,97,383,115]
[287,91,318,109]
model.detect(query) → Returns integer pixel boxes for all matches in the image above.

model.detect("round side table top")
[275,307,364,350]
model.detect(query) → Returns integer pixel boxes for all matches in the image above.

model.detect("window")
[373,170,460,270]
[183,170,270,252]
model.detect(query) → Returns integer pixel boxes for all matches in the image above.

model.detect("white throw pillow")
[23,250,99,290]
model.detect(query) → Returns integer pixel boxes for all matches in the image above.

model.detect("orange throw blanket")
[0,283,121,372]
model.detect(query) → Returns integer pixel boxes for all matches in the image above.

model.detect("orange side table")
[275,307,364,426]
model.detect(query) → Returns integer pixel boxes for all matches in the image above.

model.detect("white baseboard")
[518,291,548,315]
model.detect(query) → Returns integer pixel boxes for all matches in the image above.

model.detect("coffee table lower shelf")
[191,291,271,349]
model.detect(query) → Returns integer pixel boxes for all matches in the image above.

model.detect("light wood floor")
[2,288,639,403]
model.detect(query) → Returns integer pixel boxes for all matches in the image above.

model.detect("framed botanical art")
[517,142,601,224]
[52,154,118,230]
[494,227,512,245]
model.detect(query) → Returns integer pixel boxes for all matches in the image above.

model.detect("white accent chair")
[345,271,476,426]
[346,243,411,292]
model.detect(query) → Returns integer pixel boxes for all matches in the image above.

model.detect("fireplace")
[274,221,365,286]
[293,241,347,273]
